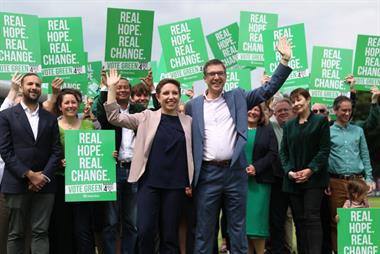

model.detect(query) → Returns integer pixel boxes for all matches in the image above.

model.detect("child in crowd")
[336,178,370,223]
[343,178,370,208]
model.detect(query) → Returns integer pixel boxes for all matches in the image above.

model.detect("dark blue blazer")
[250,124,278,184]
[185,63,292,187]
[0,104,61,193]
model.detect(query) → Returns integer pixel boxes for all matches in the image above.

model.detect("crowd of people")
[0,36,379,254]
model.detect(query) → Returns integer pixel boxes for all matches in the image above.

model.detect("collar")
[120,103,130,113]
[20,100,39,116]
[333,121,350,129]
[203,90,224,102]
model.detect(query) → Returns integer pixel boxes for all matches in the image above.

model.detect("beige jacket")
[105,102,194,185]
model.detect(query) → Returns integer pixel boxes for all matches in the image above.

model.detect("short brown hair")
[333,95,352,110]
[156,78,181,95]
[55,88,83,115]
[289,88,310,103]
[20,73,41,85]
[131,83,151,98]
[203,59,226,76]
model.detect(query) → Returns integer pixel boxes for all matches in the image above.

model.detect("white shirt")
[0,97,15,111]
[20,101,39,140]
[118,105,135,161]
[203,91,237,161]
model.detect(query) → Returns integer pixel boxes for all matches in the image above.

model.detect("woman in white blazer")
[104,69,193,254]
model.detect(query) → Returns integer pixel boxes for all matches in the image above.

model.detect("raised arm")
[245,37,293,109]
[104,69,143,130]
[42,77,63,113]
[0,72,22,111]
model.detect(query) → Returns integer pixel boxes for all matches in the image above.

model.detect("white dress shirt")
[118,105,135,162]
[203,92,237,161]
[20,101,39,140]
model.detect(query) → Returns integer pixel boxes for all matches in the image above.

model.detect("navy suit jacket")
[250,124,278,184]
[0,104,61,193]
[185,63,292,187]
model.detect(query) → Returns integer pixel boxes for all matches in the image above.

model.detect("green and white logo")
[65,130,116,202]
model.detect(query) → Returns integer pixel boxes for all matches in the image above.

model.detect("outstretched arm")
[245,37,292,109]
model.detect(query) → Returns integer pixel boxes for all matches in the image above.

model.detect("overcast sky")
[1,0,379,93]
[2,0,379,62]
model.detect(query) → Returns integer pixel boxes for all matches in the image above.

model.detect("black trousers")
[137,183,185,254]
[289,188,324,254]
[268,177,293,254]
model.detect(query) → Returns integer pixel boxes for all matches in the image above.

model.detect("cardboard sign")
[224,69,252,92]
[65,130,116,202]
[207,23,239,68]
[87,60,102,98]
[353,35,380,91]
[0,12,42,79]
[39,17,87,93]
[310,46,353,110]
[337,208,380,254]
[159,17,208,83]
[104,8,154,78]
[263,23,309,93]
[238,11,278,69]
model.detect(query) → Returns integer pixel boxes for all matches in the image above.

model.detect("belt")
[117,160,131,168]
[203,160,231,168]
[329,173,363,180]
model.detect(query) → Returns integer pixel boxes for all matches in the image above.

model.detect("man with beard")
[0,73,61,254]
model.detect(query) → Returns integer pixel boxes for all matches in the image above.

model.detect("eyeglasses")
[205,71,226,77]
[312,109,326,114]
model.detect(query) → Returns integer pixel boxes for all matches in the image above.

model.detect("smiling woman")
[280,88,331,254]
[104,69,194,254]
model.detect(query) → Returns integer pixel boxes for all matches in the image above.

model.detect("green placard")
[224,69,252,92]
[310,46,353,109]
[65,130,116,202]
[159,17,208,83]
[39,17,87,93]
[105,8,154,78]
[207,23,239,68]
[263,23,309,93]
[353,35,380,91]
[237,11,278,69]
[337,208,380,253]
[180,82,193,103]
[150,60,158,84]
[0,12,42,79]
[87,60,102,98]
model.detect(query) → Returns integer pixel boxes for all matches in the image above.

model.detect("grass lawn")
[218,197,380,254]
[369,196,380,207]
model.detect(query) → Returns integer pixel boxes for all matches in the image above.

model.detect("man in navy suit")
[0,73,61,254]
[185,38,292,254]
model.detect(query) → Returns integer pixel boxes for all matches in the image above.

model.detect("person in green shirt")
[327,95,374,252]
[280,88,330,254]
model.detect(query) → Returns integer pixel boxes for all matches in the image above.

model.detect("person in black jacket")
[245,103,278,254]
